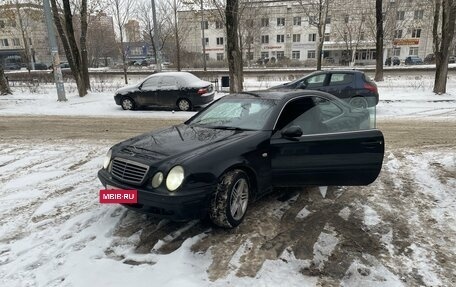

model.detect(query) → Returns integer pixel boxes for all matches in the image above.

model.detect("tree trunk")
[0,66,12,95]
[374,0,384,81]
[80,0,90,91]
[225,0,243,93]
[433,0,456,94]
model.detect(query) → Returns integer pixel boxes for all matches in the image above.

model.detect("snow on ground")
[0,74,455,120]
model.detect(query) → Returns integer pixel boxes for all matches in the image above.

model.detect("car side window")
[160,76,177,87]
[142,77,160,91]
[303,74,326,88]
[313,97,343,122]
[329,73,353,86]
[275,97,327,135]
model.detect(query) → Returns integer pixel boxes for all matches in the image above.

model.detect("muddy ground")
[1,116,455,286]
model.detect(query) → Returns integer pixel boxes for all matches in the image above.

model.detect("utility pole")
[151,0,162,72]
[201,0,207,71]
[43,0,66,101]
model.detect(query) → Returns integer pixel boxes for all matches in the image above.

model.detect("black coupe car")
[114,72,215,111]
[269,70,379,109]
[99,90,384,228]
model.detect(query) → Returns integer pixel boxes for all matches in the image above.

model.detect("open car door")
[270,94,384,187]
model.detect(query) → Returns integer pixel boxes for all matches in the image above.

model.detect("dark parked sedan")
[98,90,384,228]
[114,72,215,111]
[385,56,400,66]
[269,70,378,109]
[404,55,423,65]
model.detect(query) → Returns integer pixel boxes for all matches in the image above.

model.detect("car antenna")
[240,91,260,97]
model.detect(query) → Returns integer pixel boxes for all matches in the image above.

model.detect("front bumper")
[98,169,215,221]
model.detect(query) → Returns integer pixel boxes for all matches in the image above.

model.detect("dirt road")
[1,115,455,149]
[1,115,455,286]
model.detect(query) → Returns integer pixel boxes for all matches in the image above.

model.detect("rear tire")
[349,96,368,109]
[121,97,135,110]
[209,169,250,228]
[177,98,192,111]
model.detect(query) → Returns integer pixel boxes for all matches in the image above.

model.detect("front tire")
[121,97,135,110]
[209,169,250,228]
[177,98,192,111]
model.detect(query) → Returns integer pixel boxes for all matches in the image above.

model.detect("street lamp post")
[201,0,207,71]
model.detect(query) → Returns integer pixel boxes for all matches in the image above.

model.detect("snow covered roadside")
[0,74,455,120]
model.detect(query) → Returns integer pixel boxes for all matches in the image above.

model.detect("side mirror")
[281,125,303,138]
[297,82,307,89]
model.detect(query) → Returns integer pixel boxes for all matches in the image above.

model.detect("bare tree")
[374,0,384,81]
[50,0,90,97]
[0,66,12,95]
[299,0,331,70]
[162,0,186,70]
[226,0,243,92]
[110,0,134,84]
[87,13,119,67]
[433,0,456,94]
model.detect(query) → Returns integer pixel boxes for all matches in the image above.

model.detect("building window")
[343,32,348,41]
[394,29,402,39]
[277,34,285,43]
[276,51,285,60]
[292,51,300,59]
[309,16,316,24]
[344,15,349,23]
[205,53,209,60]
[414,10,424,20]
[0,20,5,28]
[215,21,223,29]
[360,32,365,41]
[261,35,269,44]
[361,15,366,22]
[216,53,224,61]
[308,33,316,42]
[324,33,330,41]
[277,17,285,26]
[293,16,301,26]
[204,37,209,45]
[325,16,331,24]
[12,38,20,46]
[307,50,316,59]
[246,52,254,60]
[292,34,301,42]
[411,28,421,38]
[393,47,401,56]
[396,11,405,21]
[216,37,224,45]
[261,51,269,59]
[201,21,208,29]
[246,19,254,28]
[409,47,419,55]
[0,39,9,47]
[261,18,269,27]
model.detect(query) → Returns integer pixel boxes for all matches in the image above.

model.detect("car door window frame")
[141,76,160,91]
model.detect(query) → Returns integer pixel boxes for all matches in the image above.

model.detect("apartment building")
[178,0,434,65]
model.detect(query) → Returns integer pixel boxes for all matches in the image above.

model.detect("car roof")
[225,89,342,102]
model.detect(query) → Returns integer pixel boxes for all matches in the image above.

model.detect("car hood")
[115,84,140,95]
[116,124,258,164]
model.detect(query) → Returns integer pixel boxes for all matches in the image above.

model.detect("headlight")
[103,149,112,169]
[151,172,164,188]
[166,166,184,192]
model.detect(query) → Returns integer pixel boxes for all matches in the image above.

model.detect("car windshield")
[187,97,277,130]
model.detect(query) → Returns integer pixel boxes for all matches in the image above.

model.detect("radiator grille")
[110,158,149,184]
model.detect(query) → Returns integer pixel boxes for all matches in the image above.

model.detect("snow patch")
[363,205,381,227]
[338,207,351,221]
[312,224,339,270]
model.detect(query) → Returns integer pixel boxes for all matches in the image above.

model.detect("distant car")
[385,57,400,66]
[3,63,21,70]
[269,70,378,109]
[449,56,456,63]
[424,54,435,64]
[405,55,423,65]
[114,72,215,111]
[98,90,385,228]
[33,63,49,70]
